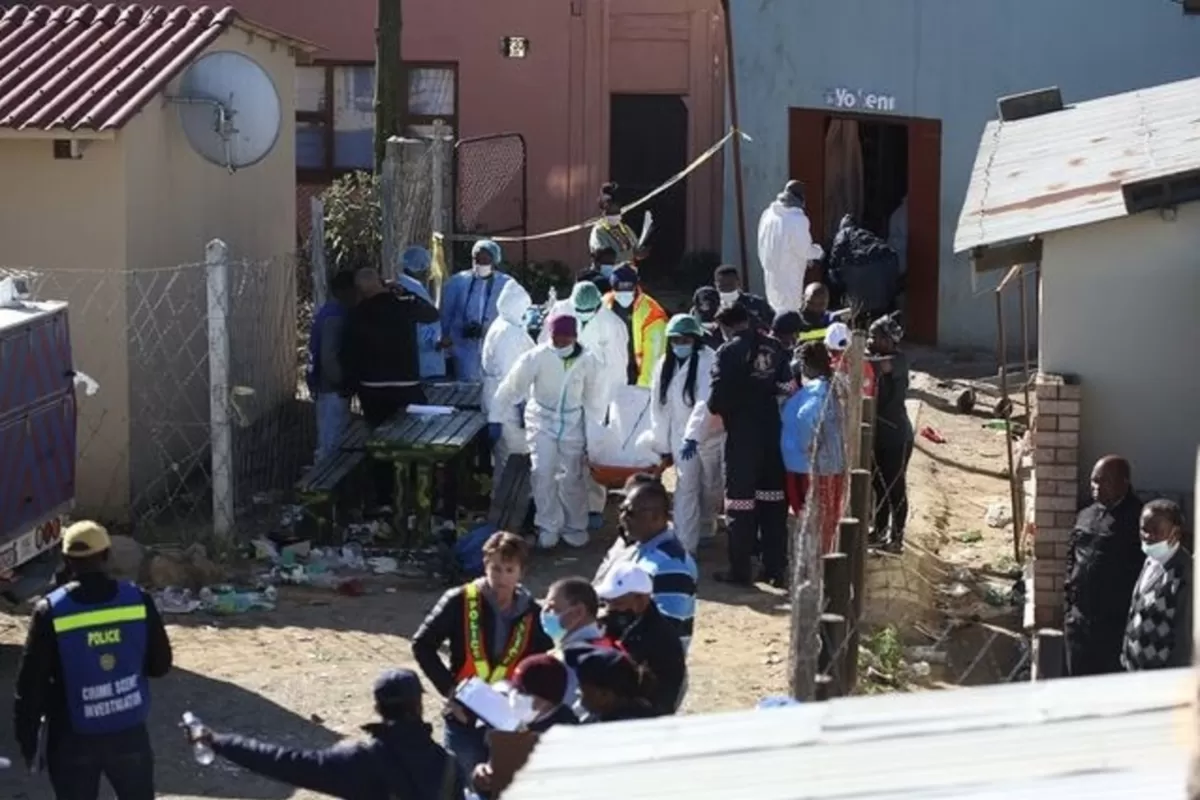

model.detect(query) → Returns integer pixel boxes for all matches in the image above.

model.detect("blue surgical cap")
[401,246,432,275]
[472,239,502,265]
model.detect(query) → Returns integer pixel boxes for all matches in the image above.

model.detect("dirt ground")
[0,347,1028,799]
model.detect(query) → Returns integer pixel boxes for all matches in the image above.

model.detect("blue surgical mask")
[672,344,693,360]
[600,264,615,279]
[614,291,635,308]
[554,344,575,359]
[540,608,566,642]
[1143,539,1179,564]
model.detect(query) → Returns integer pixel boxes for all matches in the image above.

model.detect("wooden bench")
[295,420,369,541]
[422,381,483,410]
[368,409,489,544]
[487,454,533,534]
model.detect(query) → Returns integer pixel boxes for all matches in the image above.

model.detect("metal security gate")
[454,133,528,266]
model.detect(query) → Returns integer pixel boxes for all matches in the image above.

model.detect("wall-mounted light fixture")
[501,36,529,59]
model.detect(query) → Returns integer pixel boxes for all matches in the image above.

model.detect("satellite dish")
[171,51,282,172]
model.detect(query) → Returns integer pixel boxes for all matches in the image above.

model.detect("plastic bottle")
[181,712,215,765]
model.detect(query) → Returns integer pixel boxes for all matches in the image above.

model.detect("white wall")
[1040,202,1200,494]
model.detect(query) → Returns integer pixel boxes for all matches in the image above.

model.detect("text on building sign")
[825,87,896,112]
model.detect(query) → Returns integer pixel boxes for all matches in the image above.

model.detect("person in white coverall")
[757,180,825,313]
[540,281,630,531]
[494,314,609,549]
[481,280,535,487]
[638,314,724,552]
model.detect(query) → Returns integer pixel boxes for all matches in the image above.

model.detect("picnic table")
[422,381,483,410]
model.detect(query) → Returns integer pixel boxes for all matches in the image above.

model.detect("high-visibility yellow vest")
[606,291,668,387]
[457,581,533,683]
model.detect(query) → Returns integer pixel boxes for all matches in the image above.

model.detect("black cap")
[772,310,803,337]
[574,647,639,695]
[373,669,423,706]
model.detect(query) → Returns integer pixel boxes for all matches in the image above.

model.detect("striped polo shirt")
[633,530,698,651]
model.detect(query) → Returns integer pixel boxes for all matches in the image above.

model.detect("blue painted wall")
[724,0,1200,348]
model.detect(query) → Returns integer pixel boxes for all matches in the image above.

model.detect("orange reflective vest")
[456,582,534,683]
[605,291,668,387]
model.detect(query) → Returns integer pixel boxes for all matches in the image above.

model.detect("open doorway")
[789,109,941,343]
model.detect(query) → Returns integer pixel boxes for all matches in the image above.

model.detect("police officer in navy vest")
[13,521,172,800]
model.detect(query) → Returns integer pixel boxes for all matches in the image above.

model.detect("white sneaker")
[561,529,589,548]
[536,529,560,549]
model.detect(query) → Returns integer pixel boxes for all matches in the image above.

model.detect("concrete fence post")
[205,238,234,541]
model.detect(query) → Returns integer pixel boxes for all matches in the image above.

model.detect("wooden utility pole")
[719,0,750,282]
[374,0,403,172]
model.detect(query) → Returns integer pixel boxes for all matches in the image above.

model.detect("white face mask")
[576,309,597,325]
[604,214,622,226]
[718,290,740,308]
[1142,539,1179,564]
[614,291,635,309]
[474,264,493,278]
[554,344,575,358]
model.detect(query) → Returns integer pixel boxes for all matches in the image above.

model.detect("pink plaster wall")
[169,0,725,265]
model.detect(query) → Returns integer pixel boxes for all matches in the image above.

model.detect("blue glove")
[488,423,503,445]
[680,439,698,462]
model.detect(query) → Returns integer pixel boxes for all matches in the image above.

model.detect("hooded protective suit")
[757,200,824,313]
[441,241,510,381]
[641,346,725,552]
[493,342,609,548]
[540,283,631,524]
[481,281,535,484]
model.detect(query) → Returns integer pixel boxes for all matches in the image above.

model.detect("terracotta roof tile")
[0,4,237,132]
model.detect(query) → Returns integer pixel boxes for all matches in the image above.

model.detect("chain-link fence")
[1,247,308,541]
[789,335,1029,699]
[454,133,527,266]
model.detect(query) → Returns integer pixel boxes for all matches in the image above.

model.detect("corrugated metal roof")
[0,4,313,133]
[506,668,1196,799]
[954,76,1200,253]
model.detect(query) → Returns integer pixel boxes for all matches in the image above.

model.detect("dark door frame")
[787,108,942,344]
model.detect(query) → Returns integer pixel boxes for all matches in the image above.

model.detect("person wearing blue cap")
[441,239,511,381]
[186,668,462,799]
[396,246,447,380]
[638,313,724,552]
[603,263,667,387]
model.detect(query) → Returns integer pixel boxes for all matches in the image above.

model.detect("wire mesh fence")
[789,334,1030,699]
[454,132,527,265]
[1,250,309,541]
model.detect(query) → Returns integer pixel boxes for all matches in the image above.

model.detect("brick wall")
[1030,373,1082,628]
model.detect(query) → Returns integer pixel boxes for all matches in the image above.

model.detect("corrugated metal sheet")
[506,668,1195,799]
[0,4,314,133]
[954,76,1200,252]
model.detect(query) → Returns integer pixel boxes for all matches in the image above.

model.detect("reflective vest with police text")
[457,581,533,683]
[49,581,150,735]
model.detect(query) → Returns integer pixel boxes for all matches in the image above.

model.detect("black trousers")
[47,725,154,800]
[872,438,913,543]
[724,421,788,581]
[359,384,427,507]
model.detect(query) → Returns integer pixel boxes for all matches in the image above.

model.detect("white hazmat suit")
[539,293,630,521]
[493,343,609,548]
[481,281,535,485]
[757,199,825,313]
[640,347,725,552]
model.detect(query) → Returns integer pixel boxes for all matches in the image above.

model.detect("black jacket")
[211,719,462,800]
[874,351,913,448]
[602,603,686,715]
[13,573,173,761]
[1064,493,1145,676]
[341,289,440,390]
[528,704,580,733]
[708,328,791,432]
[411,583,553,698]
[594,701,658,722]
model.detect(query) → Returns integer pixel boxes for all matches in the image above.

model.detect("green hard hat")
[665,313,704,338]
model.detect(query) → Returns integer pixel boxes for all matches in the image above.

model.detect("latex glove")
[488,422,503,444]
[679,439,699,462]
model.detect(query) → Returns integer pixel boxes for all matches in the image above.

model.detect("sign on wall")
[824,87,897,113]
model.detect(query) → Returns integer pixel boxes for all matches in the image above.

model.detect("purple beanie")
[547,314,577,338]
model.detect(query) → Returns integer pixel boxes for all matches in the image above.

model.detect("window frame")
[296,60,459,183]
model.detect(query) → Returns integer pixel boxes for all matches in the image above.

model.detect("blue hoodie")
[780,378,845,475]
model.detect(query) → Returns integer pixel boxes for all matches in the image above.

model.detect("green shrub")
[505,259,576,305]
[322,172,381,273]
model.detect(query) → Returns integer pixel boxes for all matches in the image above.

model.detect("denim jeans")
[443,716,490,786]
[47,725,155,800]
[314,392,351,463]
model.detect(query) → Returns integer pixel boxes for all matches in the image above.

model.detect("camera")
[462,321,484,340]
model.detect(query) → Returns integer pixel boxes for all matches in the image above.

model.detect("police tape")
[439,127,751,245]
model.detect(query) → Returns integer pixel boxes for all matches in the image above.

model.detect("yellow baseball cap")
[61,521,112,557]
